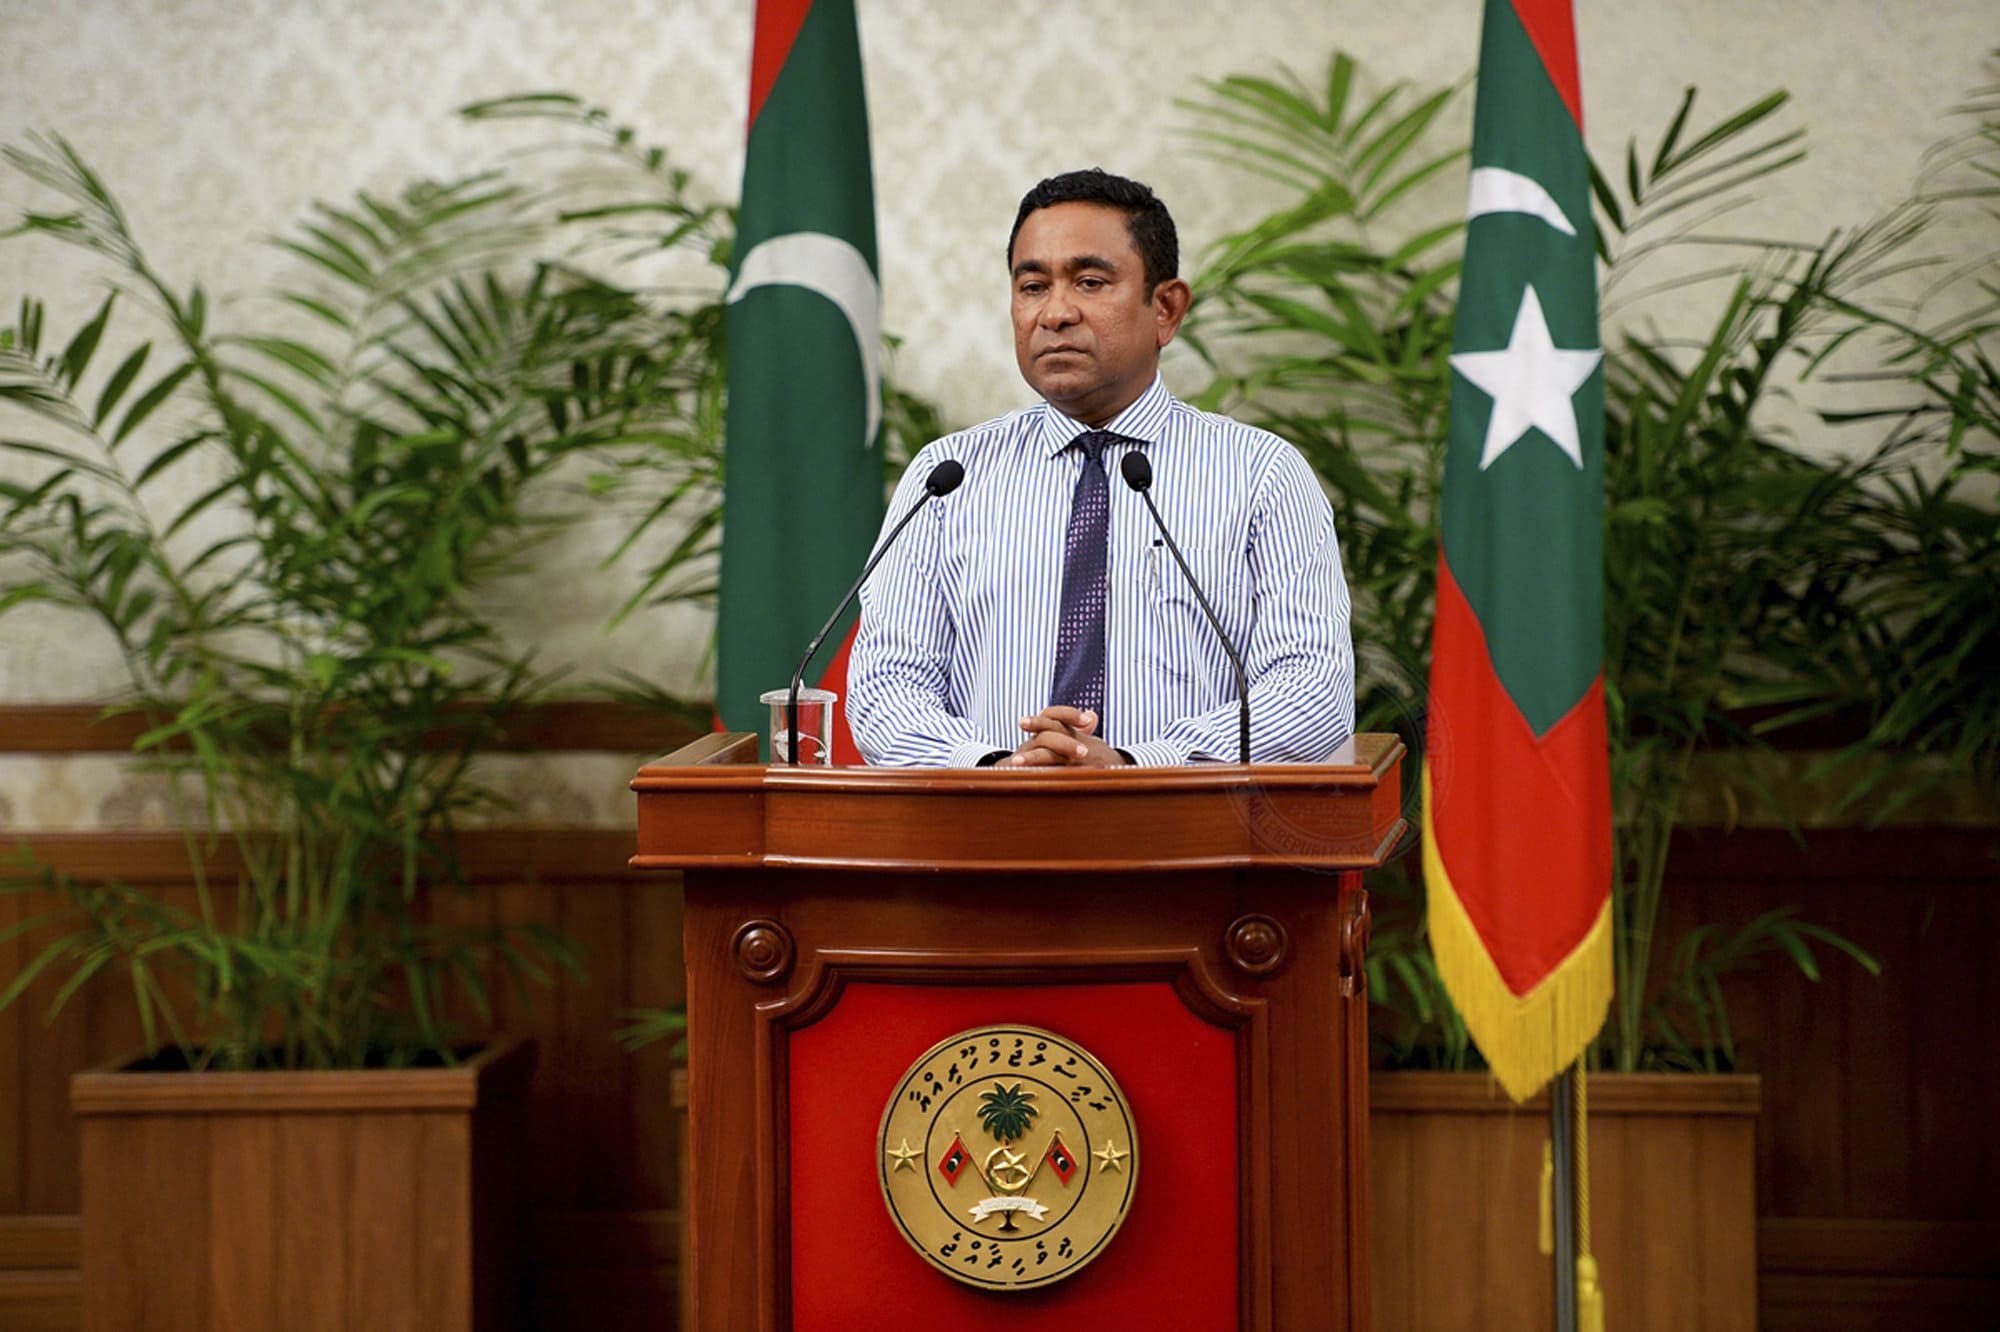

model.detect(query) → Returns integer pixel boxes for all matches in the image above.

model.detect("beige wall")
[0,0,1990,706]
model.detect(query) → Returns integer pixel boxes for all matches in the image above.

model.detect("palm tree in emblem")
[978,1083,1037,1142]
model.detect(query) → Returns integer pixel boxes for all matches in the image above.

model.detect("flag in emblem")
[937,1132,971,1186]
[1043,1134,1077,1186]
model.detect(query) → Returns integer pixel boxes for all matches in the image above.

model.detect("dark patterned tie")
[1049,430,1116,716]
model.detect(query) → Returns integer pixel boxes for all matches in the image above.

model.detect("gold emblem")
[877,1025,1138,1290]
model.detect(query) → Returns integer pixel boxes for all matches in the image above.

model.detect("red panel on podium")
[788,981,1238,1330]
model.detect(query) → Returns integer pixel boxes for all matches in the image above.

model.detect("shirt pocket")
[1137,542,1252,679]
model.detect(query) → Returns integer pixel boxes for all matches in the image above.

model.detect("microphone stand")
[786,461,965,764]
[1121,453,1250,764]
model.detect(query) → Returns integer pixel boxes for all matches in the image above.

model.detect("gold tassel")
[1538,1137,1554,1256]
[1575,1064,1606,1331]
[1577,1254,1606,1332]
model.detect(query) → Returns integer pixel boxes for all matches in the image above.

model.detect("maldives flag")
[937,1133,971,1187]
[1423,0,1613,1102]
[1043,1134,1077,1186]
[718,0,883,760]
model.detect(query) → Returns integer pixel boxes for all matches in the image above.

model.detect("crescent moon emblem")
[726,232,882,451]
[1465,167,1578,237]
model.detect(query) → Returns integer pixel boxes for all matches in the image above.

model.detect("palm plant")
[1798,58,2000,815]
[0,87,952,1067]
[1178,55,1465,735]
[448,94,954,1059]
[1180,55,1912,1074]
[0,129,721,1067]
[1594,216,1916,1070]
[457,92,949,634]
[455,92,738,626]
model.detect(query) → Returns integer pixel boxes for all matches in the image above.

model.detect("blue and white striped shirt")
[849,374,1355,766]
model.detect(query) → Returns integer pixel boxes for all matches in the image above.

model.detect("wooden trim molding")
[70,1036,533,1117]
[635,734,1409,874]
[10,829,651,883]
[1664,826,2000,882]
[1370,1070,1763,1117]
[0,1217,80,1270]
[1760,1218,2000,1278]
[0,701,705,755]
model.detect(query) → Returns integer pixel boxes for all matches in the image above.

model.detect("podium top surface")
[632,733,1407,873]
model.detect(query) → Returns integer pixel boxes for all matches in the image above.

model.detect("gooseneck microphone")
[1120,451,1251,765]
[786,459,966,765]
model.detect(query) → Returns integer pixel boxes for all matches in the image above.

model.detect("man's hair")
[1007,168,1178,293]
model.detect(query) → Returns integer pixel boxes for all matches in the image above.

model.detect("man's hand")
[996,707,1129,768]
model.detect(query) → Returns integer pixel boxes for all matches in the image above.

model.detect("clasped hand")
[994,706,1129,768]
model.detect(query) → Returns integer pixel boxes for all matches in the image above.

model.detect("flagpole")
[1550,1064,1578,1332]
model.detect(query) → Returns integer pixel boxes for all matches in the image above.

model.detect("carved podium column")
[633,734,1404,1332]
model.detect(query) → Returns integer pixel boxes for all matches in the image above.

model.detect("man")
[848,169,1354,767]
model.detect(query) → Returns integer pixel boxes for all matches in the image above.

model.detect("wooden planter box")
[1371,1071,1760,1330]
[70,1037,535,1332]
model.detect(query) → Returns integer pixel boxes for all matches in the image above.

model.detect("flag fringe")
[1421,764,1612,1103]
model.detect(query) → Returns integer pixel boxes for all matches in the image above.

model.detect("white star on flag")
[1449,284,1602,471]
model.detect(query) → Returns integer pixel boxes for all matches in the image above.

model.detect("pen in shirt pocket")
[1148,537,1163,595]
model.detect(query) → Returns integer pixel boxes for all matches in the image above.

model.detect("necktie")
[1049,430,1117,718]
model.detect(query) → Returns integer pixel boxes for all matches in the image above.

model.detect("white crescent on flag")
[726,232,882,451]
[1465,166,1578,237]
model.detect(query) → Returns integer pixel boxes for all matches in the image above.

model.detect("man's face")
[1009,202,1189,428]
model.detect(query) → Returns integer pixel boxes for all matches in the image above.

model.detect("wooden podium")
[633,733,1405,1331]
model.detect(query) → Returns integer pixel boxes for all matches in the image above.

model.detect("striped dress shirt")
[849,374,1355,766]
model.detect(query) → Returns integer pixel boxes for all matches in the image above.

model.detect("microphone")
[786,459,966,765]
[1120,451,1251,765]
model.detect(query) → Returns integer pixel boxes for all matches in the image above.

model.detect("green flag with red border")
[1423,0,1613,1102]
[719,0,882,760]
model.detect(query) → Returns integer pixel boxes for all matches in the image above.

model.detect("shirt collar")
[1034,372,1174,458]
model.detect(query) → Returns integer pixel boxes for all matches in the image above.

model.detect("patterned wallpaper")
[0,0,1990,822]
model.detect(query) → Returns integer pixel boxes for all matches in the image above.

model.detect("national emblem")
[877,1025,1139,1290]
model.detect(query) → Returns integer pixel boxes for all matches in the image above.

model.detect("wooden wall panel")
[1659,830,2000,1220]
[1660,828,2000,1329]
[1371,1077,1757,1331]
[1759,1220,2000,1331]
[625,883,686,1210]
[0,1266,78,1332]
[20,904,87,1216]
[0,892,21,1214]
[1908,883,1989,1223]
[558,882,629,1210]
[1,820,1995,1328]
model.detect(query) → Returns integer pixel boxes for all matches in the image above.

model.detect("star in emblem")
[1449,283,1601,472]
[1093,1140,1127,1173]
[886,1138,919,1172]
